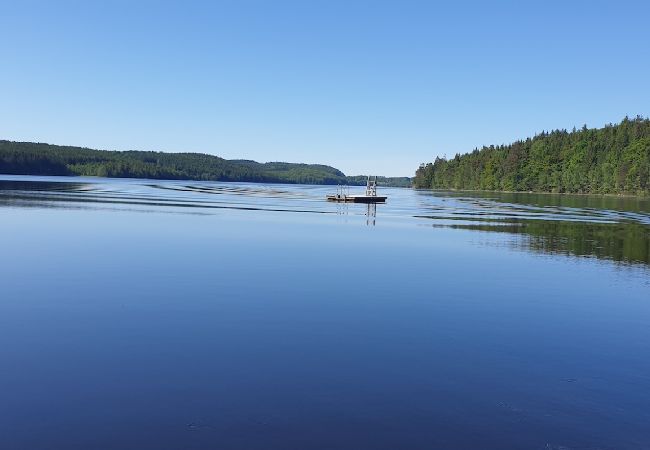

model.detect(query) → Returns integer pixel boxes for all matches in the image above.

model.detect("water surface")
[1,175,649,449]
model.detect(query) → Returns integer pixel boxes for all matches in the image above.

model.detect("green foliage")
[0,141,410,186]
[345,175,412,188]
[414,116,650,195]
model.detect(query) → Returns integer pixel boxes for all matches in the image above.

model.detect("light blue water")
[1,175,649,449]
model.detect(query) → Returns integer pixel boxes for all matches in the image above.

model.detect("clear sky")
[1,0,648,176]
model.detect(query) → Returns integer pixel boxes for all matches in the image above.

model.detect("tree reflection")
[447,219,650,266]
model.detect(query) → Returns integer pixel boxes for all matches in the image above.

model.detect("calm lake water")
[1,174,649,450]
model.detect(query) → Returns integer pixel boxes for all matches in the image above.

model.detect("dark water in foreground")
[1,175,649,450]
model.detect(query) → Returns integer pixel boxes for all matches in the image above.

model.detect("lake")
[1,175,649,449]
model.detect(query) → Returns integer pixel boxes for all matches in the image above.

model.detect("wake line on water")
[2,176,650,227]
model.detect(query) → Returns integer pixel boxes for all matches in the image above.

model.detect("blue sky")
[1,0,648,176]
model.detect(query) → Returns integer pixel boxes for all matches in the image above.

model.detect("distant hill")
[0,140,411,187]
[345,175,412,188]
[414,116,650,195]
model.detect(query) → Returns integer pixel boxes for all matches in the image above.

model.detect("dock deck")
[326,194,387,203]
[326,177,387,203]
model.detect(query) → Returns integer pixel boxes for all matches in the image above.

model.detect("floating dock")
[326,194,387,203]
[326,176,387,203]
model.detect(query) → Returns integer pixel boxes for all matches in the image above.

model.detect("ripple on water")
[1,176,649,266]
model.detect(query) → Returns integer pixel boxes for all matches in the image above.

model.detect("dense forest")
[414,117,650,195]
[346,175,412,188]
[0,140,410,187]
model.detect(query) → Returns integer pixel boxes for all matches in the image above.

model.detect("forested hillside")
[0,140,410,186]
[414,117,650,195]
[346,175,412,188]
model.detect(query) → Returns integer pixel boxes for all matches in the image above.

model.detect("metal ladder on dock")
[365,176,377,197]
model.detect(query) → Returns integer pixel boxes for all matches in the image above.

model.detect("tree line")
[0,140,411,187]
[414,116,650,195]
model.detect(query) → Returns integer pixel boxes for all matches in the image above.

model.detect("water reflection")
[440,219,650,266]
[366,203,376,226]
[333,202,378,226]
[436,190,650,216]
[0,180,82,190]
[414,190,650,267]
[2,175,649,266]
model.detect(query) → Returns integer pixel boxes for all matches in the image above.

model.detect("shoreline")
[0,172,412,189]
[414,187,649,199]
